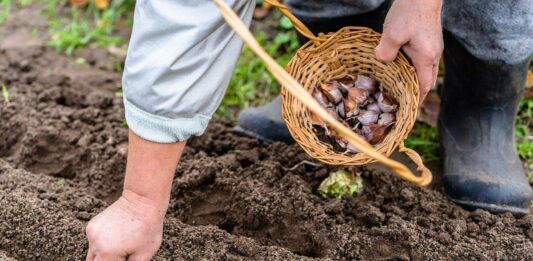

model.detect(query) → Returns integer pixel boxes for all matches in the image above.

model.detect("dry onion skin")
[311,74,398,155]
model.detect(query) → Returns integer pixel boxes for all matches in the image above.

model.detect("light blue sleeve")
[122,0,255,143]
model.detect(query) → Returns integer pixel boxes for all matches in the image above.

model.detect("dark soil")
[0,5,532,261]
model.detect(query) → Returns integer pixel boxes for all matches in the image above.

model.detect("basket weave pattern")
[214,0,432,186]
[282,27,419,166]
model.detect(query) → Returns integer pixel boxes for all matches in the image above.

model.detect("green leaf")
[56,178,65,185]
[274,33,291,45]
[75,57,86,65]
[318,169,363,199]
[279,16,293,30]
[1,83,8,103]
[517,142,533,159]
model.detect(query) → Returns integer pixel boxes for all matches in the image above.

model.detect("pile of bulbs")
[311,74,398,154]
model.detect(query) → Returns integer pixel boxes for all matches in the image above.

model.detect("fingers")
[128,252,153,261]
[402,44,442,102]
[127,238,161,261]
[375,23,409,62]
[86,224,96,261]
[86,250,96,261]
[93,254,127,261]
[414,62,435,101]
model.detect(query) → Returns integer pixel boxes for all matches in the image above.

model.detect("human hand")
[86,190,166,261]
[375,0,444,101]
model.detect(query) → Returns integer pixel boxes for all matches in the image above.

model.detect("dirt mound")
[0,6,532,261]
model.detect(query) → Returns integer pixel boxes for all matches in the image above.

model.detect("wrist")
[120,188,168,221]
[121,131,186,217]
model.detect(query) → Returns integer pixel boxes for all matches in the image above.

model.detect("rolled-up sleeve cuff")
[123,97,211,143]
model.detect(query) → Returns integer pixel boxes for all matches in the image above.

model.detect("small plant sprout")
[279,16,293,30]
[75,57,86,65]
[319,169,363,199]
[56,178,65,185]
[1,84,9,103]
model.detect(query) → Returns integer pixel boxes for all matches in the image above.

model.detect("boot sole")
[233,126,274,143]
[445,194,530,216]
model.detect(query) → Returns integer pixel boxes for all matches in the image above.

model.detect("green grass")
[216,22,299,120]
[0,0,36,25]
[405,123,440,162]
[47,0,134,55]
[1,83,8,103]
[516,98,533,160]
[0,0,11,25]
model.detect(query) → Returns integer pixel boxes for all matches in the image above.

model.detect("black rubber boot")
[440,30,533,215]
[235,2,391,143]
[234,96,293,143]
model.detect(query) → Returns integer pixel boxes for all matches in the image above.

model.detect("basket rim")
[281,26,420,166]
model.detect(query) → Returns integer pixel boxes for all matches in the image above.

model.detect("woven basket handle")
[213,0,432,187]
[398,143,432,183]
[262,0,322,45]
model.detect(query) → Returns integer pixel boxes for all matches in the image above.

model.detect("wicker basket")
[215,0,432,186]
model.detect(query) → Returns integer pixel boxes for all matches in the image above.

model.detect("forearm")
[123,130,186,213]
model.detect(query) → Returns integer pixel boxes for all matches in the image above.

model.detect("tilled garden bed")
[0,6,532,261]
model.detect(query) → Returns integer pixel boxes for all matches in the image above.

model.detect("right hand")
[86,190,166,261]
[375,0,444,101]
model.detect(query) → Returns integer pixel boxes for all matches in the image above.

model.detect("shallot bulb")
[335,137,347,149]
[376,92,398,113]
[311,75,398,154]
[366,102,380,112]
[336,101,346,118]
[321,81,343,104]
[354,75,379,93]
[357,110,379,125]
[313,90,330,108]
[345,142,360,154]
[343,98,357,117]
[338,82,351,96]
[348,87,369,104]
[362,123,394,145]
[378,112,395,126]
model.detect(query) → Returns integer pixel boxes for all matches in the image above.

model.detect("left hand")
[86,191,165,261]
[375,0,444,101]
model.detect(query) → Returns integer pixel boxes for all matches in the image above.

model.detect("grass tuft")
[405,122,440,161]
[47,0,134,55]
[217,24,299,120]
[1,83,8,103]
[0,0,11,25]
